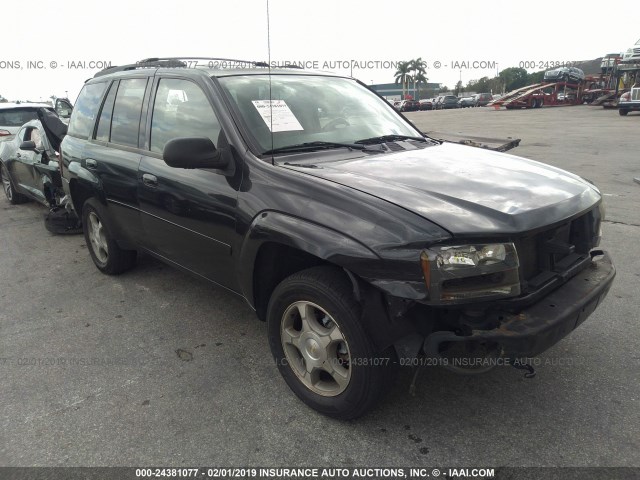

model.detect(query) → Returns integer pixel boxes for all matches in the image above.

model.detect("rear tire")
[267,266,396,420]
[1,163,29,205]
[82,198,136,274]
[619,109,629,116]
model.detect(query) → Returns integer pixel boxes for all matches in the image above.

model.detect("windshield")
[217,74,422,154]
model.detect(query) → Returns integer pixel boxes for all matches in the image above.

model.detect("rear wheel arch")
[69,179,96,215]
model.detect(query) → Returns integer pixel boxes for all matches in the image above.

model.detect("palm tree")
[414,71,428,100]
[394,61,413,99]
[410,57,427,99]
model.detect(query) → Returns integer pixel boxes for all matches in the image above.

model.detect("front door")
[138,77,241,291]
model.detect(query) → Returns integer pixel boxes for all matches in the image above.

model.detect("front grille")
[516,208,601,293]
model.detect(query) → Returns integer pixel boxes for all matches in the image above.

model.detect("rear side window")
[68,82,108,138]
[150,78,221,153]
[110,78,148,147]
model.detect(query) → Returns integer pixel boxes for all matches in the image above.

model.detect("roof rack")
[92,57,304,78]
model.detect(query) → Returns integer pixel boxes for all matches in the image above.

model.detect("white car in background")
[0,103,54,139]
[0,99,73,140]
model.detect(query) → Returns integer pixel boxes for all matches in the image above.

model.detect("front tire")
[82,198,136,274]
[1,163,29,205]
[267,266,395,420]
[619,109,629,116]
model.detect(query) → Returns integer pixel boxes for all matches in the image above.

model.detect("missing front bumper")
[424,250,616,359]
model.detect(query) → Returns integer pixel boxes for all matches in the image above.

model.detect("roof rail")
[93,58,188,78]
[92,57,306,79]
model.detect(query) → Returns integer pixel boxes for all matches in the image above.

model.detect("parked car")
[418,99,433,110]
[438,95,460,109]
[0,107,79,233]
[61,57,615,420]
[618,83,640,115]
[458,96,473,108]
[544,67,585,84]
[1,103,55,140]
[457,96,475,108]
[0,100,74,141]
[473,93,493,107]
[622,38,640,63]
[0,108,67,207]
[399,100,420,112]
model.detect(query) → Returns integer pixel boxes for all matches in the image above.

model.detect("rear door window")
[110,78,148,147]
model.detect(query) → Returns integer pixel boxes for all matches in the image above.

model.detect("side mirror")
[20,140,38,151]
[163,137,229,170]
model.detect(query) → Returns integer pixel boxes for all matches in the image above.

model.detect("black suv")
[61,58,615,419]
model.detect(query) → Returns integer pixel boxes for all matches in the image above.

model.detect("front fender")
[237,211,379,305]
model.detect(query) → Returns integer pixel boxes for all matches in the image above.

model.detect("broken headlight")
[421,243,520,302]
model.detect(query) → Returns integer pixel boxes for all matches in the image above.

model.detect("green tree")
[499,67,528,92]
[409,57,427,99]
[527,71,545,85]
[0,94,7,103]
[394,61,413,99]
[439,85,450,93]
[466,76,491,93]
[454,80,464,96]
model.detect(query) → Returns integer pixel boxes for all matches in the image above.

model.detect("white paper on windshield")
[251,100,304,132]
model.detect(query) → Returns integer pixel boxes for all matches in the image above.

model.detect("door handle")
[142,173,158,187]
[86,158,97,169]
[16,153,21,158]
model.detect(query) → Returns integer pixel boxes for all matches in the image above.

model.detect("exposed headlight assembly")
[421,243,520,303]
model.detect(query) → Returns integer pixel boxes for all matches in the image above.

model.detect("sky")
[1,0,637,102]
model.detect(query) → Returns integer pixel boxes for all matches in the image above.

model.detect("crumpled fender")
[237,210,379,304]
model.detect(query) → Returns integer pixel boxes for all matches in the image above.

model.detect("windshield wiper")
[354,134,427,145]
[263,141,376,155]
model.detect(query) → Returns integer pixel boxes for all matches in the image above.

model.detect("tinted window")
[95,82,117,142]
[150,78,221,153]
[68,82,108,138]
[110,78,147,147]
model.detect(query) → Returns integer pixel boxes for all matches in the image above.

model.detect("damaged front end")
[386,206,615,376]
[35,108,81,234]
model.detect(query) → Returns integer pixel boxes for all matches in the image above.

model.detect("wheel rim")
[87,212,109,264]
[280,301,351,397]
[1,165,12,201]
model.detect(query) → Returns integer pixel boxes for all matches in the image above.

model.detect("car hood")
[283,142,601,236]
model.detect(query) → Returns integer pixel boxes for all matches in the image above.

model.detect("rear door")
[74,77,150,244]
[138,76,241,290]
